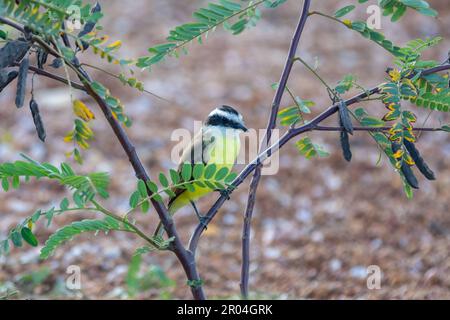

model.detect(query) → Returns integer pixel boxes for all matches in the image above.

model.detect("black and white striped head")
[205,105,248,132]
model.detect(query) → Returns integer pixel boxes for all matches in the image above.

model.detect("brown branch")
[13,62,86,91]
[314,125,444,132]
[1,16,206,300]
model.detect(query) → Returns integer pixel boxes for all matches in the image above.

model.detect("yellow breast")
[169,131,241,214]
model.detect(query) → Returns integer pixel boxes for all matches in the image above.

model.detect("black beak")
[240,124,248,132]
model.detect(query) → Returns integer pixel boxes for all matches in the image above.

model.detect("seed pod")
[49,58,63,69]
[77,2,102,51]
[37,48,48,69]
[29,99,46,142]
[391,142,419,189]
[15,57,29,108]
[0,69,6,83]
[0,70,18,92]
[400,162,419,189]
[0,40,30,69]
[403,139,436,180]
[338,100,353,134]
[340,122,352,162]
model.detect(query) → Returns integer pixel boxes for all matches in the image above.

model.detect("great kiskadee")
[154,105,248,236]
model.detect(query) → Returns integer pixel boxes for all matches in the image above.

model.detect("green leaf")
[296,137,329,160]
[224,172,237,184]
[59,198,69,211]
[45,208,55,227]
[193,164,205,179]
[137,0,287,70]
[129,191,140,209]
[40,218,122,259]
[441,125,450,132]
[146,181,159,194]
[11,231,22,248]
[391,4,407,22]
[159,173,169,188]
[137,180,147,197]
[204,164,217,179]
[141,200,150,214]
[181,163,192,182]
[21,227,38,247]
[1,239,10,255]
[1,178,9,192]
[169,169,180,184]
[215,167,229,180]
[12,175,20,189]
[360,116,386,127]
[334,5,355,18]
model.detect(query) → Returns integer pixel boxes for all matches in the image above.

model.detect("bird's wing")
[168,129,216,207]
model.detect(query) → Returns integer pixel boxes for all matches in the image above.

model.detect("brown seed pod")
[49,58,63,69]
[29,99,46,142]
[403,139,436,180]
[0,40,30,69]
[338,100,353,134]
[77,2,102,51]
[37,48,48,69]
[391,142,419,189]
[15,57,29,108]
[0,70,18,92]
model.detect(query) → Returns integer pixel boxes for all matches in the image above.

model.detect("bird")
[154,105,248,236]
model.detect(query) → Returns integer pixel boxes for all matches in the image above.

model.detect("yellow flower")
[73,100,95,122]
[388,69,401,82]
[107,40,122,50]
[343,19,352,28]
[63,131,74,143]
[393,149,404,159]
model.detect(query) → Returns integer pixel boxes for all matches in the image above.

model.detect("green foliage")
[356,0,437,21]
[0,155,111,256]
[296,137,329,159]
[126,255,175,298]
[395,37,442,70]
[278,98,314,127]
[335,74,356,94]
[1,0,80,36]
[128,164,237,214]
[40,217,126,259]
[342,19,404,57]
[379,0,437,21]
[0,154,109,199]
[353,107,435,197]
[398,38,450,113]
[136,0,287,70]
[91,81,131,127]
[334,5,355,18]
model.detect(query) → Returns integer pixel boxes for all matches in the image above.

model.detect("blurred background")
[1,0,450,299]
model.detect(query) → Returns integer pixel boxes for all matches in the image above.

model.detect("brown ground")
[1,0,450,299]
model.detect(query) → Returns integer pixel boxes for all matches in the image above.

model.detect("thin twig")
[314,125,443,132]
[239,0,311,299]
